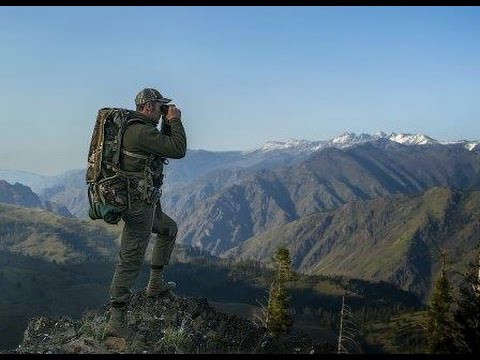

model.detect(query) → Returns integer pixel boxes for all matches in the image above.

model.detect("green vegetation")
[0,250,425,351]
[426,250,456,353]
[2,189,478,353]
[0,203,119,264]
[452,253,480,353]
[230,187,480,303]
[361,310,429,353]
[265,247,296,336]
[0,250,114,350]
[359,246,480,354]
[159,321,194,354]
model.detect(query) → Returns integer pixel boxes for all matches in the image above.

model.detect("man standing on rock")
[105,88,187,338]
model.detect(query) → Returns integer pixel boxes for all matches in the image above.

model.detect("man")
[104,88,187,338]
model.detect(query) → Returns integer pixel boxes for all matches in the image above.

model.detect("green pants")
[109,200,178,305]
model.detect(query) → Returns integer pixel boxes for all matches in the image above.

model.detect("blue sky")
[1,6,479,175]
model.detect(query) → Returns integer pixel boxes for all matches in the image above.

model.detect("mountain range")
[166,140,480,257]
[1,130,479,187]
[1,131,479,298]
[224,187,480,301]
[2,130,480,352]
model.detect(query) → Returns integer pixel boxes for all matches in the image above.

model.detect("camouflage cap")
[135,88,172,106]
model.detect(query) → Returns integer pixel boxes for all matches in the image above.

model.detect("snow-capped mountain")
[383,132,438,145]
[255,131,476,154]
[330,132,376,145]
[442,140,480,152]
[325,131,439,149]
[257,139,325,153]
[465,142,480,151]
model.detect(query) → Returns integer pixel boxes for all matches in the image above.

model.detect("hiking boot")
[146,267,176,297]
[104,306,127,338]
[146,278,177,297]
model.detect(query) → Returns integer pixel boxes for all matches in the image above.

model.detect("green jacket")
[120,113,187,177]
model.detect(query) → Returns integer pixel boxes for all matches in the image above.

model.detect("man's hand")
[166,105,181,122]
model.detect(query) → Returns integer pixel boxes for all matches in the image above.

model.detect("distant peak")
[465,142,480,151]
[330,132,376,145]
[258,139,322,152]
[373,131,389,138]
[332,132,356,143]
[386,132,438,145]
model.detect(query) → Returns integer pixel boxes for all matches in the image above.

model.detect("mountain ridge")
[0,180,73,218]
[223,187,480,301]
[166,140,480,258]
[2,131,479,192]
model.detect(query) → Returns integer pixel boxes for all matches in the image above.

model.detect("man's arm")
[160,119,172,136]
[137,113,187,159]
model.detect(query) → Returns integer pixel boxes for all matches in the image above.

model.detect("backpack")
[86,108,145,224]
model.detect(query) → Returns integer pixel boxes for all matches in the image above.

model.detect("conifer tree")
[265,247,297,336]
[452,252,480,353]
[426,249,456,353]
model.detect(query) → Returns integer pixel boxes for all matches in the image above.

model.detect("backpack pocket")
[87,177,127,225]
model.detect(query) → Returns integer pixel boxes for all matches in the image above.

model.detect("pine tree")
[265,247,297,337]
[452,252,480,353]
[426,249,456,353]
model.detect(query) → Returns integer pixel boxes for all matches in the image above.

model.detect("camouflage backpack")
[86,108,145,224]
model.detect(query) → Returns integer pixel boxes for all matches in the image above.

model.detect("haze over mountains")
[1,131,479,191]
[0,180,73,218]
[1,130,479,298]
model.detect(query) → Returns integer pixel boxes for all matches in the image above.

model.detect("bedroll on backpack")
[86,108,139,224]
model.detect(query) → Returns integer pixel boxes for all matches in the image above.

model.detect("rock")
[104,337,127,352]
[65,337,106,354]
[10,290,331,354]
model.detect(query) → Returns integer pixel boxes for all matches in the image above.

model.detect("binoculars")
[160,104,171,116]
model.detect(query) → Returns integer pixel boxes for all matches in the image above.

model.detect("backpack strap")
[121,149,149,160]
[120,117,151,161]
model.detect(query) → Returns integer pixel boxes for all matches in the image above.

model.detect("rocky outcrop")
[9,291,333,354]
